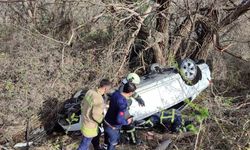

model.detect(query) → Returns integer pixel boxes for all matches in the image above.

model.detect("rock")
[155,140,172,150]
[14,142,33,148]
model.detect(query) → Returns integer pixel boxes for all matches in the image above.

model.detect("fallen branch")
[220,0,250,28]
[235,102,250,110]
[223,50,248,62]
[32,29,66,45]
[194,122,203,150]
[213,33,248,62]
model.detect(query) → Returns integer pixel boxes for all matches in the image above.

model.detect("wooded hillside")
[0,0,249,149]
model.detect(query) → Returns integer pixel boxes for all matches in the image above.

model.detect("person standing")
[118,73,144,145]
[77,79,112,150]
[104,82,137,150]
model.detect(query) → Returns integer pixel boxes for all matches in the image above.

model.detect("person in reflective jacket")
[143,109,183,132]
[77,79,111,150]
[104,82,137,150]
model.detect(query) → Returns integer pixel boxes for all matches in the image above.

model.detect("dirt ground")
[0,1,250,150]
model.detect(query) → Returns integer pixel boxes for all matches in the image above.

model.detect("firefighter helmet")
[127,73,140,84]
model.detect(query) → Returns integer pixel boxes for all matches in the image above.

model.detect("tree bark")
[220,0,250,28]
[152,0,171,65]
[169,17,192,58]
[191,1,250,60]
[114,2,154,79]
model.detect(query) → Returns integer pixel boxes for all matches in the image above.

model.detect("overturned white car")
[57,59,211,131]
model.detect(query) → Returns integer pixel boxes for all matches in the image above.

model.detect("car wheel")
[178,58,202,85]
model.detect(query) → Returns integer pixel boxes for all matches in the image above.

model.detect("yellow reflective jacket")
[81,89,104,138]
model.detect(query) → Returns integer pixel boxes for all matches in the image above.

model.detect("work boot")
[128,131,143,145]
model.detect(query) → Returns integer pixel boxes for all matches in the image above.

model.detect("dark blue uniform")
[143,109,183,132]
[104,91,129,150]
[105,90,128,127]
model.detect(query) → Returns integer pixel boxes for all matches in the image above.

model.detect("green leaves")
[184,99,209,122]
[66,113,79,124]
[182,99,209,133]
[186,124,199,134]
[66,113,79,134]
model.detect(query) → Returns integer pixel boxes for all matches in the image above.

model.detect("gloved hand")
[127,99,133,107]
[135,97,145,107]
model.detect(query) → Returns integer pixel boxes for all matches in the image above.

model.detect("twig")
[67,11,106,46]
[173,144,179,150]
[61,46,66,68]
[0,0,36,3]
[113,2,154,80]
[25,87,30,150]
[214,117,226,135]
[67,31,75,46]
[140,51,146,72]
[194,121,203,150]
[33,29,66,45]
[223,50,248,62]
[0,146,8,150]
[134,66,144,73]
[25,119,30,150]
[235,102,250,110]
[51,73,60,88]
[212,32,248,62]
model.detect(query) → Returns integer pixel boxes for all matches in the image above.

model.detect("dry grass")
[0,0,249,149]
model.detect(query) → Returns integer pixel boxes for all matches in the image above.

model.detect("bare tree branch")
[114,1,155,79]
[220,0,250,27]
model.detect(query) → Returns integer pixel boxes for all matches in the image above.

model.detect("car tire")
[178,58,202,85]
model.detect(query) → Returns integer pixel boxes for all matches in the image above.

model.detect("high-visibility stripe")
[160,111,171,127]
[126,128,136,133]
[159,110,176,125]
[161,116,173,119]
[160,111,164,124]
[94,115,103,124]
[85,95,93,106]
[171,109,175,123]
[81,126,98,137]
[130,132,136,143]
[145,119,154,127]
[125,127,136,143]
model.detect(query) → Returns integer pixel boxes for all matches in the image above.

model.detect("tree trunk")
[190,1,250,60]
[220,0,250,28]
[152,0,171,66]
[169,17,192,58]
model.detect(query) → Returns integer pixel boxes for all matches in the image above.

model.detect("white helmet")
[126,73,140,84]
